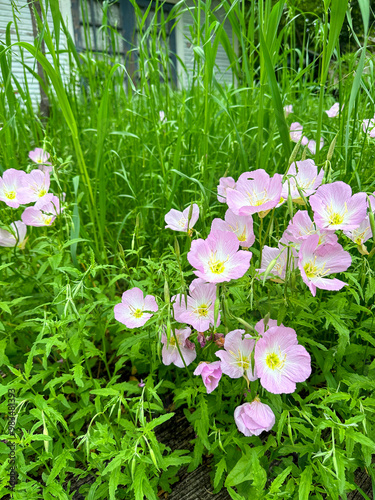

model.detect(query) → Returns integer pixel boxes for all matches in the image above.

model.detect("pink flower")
[254,318,280,335]
[0,169,30,208]
[254,325,311,394]
[211,209,255,248]
[343,194,375,247]
[114,287,158,328]
[363,118,375,138]
[161,327,196,368]
[325,102,340,118]
[226,169,282,217]
[19,169,50,204]
[307,138,324,155]
[187,230,252,283]
[165,204,199,232]
[217,177,236,203]
[234,398,275,436]
[282,210,338,248]
[298,234,351,296]
[22,195,61,227]
[215,329,258,381]
[193,361,222,394]
[309,181,367,231]
[282,160,324,202]
[257,245,296,283]
[29,148,52,166]
[290,122,308,145]
[0,221,27,248]
[172,279,219,332]
[284,105,293,116]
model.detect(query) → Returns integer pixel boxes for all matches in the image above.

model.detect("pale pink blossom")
[0,221,27,248]
[234,398,275,436]
[309,181,367,231]
[187,230,252,283]
[284,105,293,116]
[19,169,50,204]
[226,169,282,217]
[282,210,338,248]
[257,245,296,283]
[282,160,324,202]
[0,169,30,208]
[325,102,340,118]
[215,329,258,381]
[159,111,166,122]
[254,325,311,394]
[22,195,61,227]
[254,318,280,336]
[307,137,324,155]
[165,204,199,232]
[211,209,255,248]
[343,193,375,246]
[217,177,236,203]
[193,361,222,394]
[28,148,51,166]
[363,117,375,138]
[161,327,196,368]
[172,279,219,332]
[114,287,158,329]
[298,234,351,296]
[290,122,308,145]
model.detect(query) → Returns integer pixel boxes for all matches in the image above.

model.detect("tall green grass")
[0,0,374,264]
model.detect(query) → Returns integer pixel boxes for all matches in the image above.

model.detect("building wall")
[0,0,70,107]
[178,0,235,88]
[0,0,235,108]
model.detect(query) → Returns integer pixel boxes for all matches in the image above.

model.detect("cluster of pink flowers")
[363,114,375,138]
[114,145,374,438]
[289,122,324,155]
[0,148,62,248]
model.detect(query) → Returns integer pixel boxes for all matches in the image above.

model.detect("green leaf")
[346,430,375,451]
[225,448,266,488]
[269,465,292,493]
[214,457,227,489]
[299,464,313,500]
[46,449,74,485]
[227,487,246,500]
[144,412,174,432]
[259,24,291,160]
[109,466,121,500]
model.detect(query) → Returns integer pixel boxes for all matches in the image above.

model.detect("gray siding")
[0,0,70,107]
[180,0,234,88]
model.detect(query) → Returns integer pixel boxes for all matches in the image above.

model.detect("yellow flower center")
[37,158,42,163]
[266,352,282,369]
[44,216,53,226]
[238,229,247,242]
[303,261,318,278]
[132,309,143,318]
[237,358,250,370]
[327,202,347,226]
[245,188,268,207]
[329,212,344,225]
[194,304,209,317]
[5,191,16,200]
[303,257,330,279]
[39,189,47,197]
[208,252,226,274]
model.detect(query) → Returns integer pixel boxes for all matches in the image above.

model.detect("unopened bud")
[164,279,170,304]
[327,133,338,162]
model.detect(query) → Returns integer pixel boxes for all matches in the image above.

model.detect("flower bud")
[193,361,222,394]
[234,397,275,436]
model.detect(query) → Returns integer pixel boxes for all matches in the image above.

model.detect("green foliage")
[0,0,375,498]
